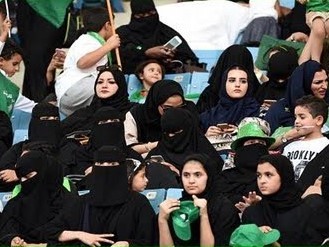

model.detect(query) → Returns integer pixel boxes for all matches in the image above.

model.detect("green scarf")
[25,0,72,28]
[87,31,113,65]
[0,72,19,116]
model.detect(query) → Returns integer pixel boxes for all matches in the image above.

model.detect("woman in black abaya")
[47,146,155,246]
[242,154,329,245]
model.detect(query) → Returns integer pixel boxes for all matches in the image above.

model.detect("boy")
[55,7,120,116]
[282,95,329,192]
[0,39,36,116]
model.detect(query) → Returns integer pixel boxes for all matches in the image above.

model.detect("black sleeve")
[0,143,24,170]
[127,194,156,246]
[0,111,13,158]
[212,199,241,246]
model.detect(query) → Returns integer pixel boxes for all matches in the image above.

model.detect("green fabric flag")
[0,72,19,116]
[26,0,73,28]
[255,35,305,70]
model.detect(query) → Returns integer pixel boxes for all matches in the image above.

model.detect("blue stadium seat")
[193,50,223,71]
[188,72,210,95]
[279,0,295,9]
[0,192,12,212]
[166,188,183,200]
[247,47,259,62]
[127,74,142,97]
[13,129,28,144]
[11,109,31,131]
[164,73,192,95]
[141,188,166,214]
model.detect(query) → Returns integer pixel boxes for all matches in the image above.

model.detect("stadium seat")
[0,192,12,212]
[127,74,142,97]
[188,72,210,95]
[166,188,183,200]
[164,73,192,95]
[13,129,28,144]
[247,47,259,62]
[279,0,295,9]
[141,188,166,214]
[11,109,31,131]
[193,50,223,71]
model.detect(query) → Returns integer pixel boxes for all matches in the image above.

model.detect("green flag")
[26,0,73,28]
[0,72,19,116]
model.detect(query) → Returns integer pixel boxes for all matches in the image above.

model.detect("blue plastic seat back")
[127,74,142,96]
[164,73,192,95]
[11,109,31,132]
[13,129,28,144]
[141,188,166,214]
[189,72,210,95]
[0,192,13,212]
[166,188,183,200]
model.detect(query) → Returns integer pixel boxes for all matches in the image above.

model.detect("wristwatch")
[281,135,288,143]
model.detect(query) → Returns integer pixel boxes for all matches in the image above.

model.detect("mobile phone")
[263,99,277,104]
[217,123,230,129]
[164,36,182,50]
[150,155,165,163]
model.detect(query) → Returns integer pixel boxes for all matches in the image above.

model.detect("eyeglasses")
[160,103,187,111]
[96,64,122,72]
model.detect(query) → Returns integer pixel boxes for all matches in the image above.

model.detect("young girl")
[126,159,149,192]
[0,39,36,116]
[130,59,165,103]
[298,0,329,64]
[158,153,240,246]
[200,64,260,136]
[242,154,329,245]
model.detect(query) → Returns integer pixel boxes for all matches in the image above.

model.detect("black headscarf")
[147,108,222,170]
[116,0,199,74]
[90,106,126,151]
[264,60,329,132]
[196,44,259,113]
[218,143,269,205]
[255,50,298,103]
[74,107,142,176]
[181,153,221,202]
[0,151,63,243]
[200,65,260,130]
[61,67,134,135]
[90,67,133,115]
[28,102,62,147]
[88,146,129,207]
[129,79,189,143]
[129,0,159,35]
[258,154,302,216]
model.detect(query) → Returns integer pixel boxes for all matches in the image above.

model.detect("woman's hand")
[159,199,180,221]
[0,169,19,183]
[77,232,114,246]
[11,236,26,247]
[205,126,222,137]
[112,241,129,247]
[235,191,262,213]
[192,195,208,216]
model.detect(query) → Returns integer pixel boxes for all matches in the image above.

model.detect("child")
[0,39,36,116]
[55,7,120,116]
[282,95,329,192]
[126,158,149,192]
[129,59,165,103]
[298,0,329,64]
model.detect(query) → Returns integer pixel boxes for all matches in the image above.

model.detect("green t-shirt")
[0,72,19,116]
